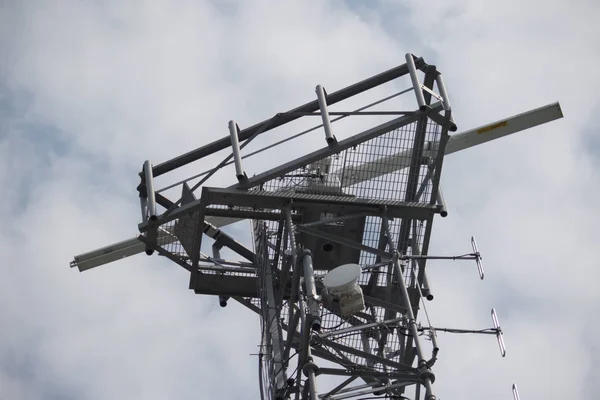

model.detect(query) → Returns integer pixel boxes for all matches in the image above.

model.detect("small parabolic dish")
[323,263,361,296]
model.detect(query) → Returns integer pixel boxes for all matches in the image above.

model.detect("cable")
[323,324,394,342]
[319,312,350,331]
[415,279,432,328]
[271,351,298,381]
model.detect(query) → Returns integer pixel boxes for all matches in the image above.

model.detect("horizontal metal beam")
[204,207,301,223]
[363,296,408,314]
[197,264,257,274]
[299,211,370,228]
[190,273,415,304]
[296,225,391,258]
[139,236,192,272]
[316,338,409,370]
[327,381,417,400]
[445,102,563,154]
[198,254,255,268]
[401,254,477,261]
[138,188,437,234]
[193,274,258,297]
[213,187,438,220]
[282,111,416,116]
[71,236,145,272]
[317,367,420,380]
[318,317,405,339]
[147,59,426,178]
[203,222,255,262]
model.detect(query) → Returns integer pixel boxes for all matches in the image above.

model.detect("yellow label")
[477,121,508,134]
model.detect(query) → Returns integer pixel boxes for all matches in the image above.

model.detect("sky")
[1,0,599,399]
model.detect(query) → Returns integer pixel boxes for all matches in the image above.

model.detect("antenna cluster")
[70,54,563,399]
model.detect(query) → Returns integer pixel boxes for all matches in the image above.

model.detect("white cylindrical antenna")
[512,384,521,400]
[228,120,246,181]
[302,250,321,331]
[436,188,448,217]
[143,160,157,221]
[405,53,427,111]
[471,236,485,280]
[430,328,439,353]
[315,85,336,145]
[422,271,434,301]
[491,308,506,357]
[213,243,229,308]
[435,72,452,112]
[139,195,148,222]
[410,232,434,301]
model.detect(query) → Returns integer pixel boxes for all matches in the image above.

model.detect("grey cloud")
[1,0,599,399]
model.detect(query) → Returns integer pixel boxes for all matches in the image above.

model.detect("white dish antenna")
[323,263,361,294]
[323,263,365,316]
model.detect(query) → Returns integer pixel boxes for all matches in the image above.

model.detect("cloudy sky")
[1,0,599,399]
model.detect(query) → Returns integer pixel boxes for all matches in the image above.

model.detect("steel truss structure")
[71,54,563,400]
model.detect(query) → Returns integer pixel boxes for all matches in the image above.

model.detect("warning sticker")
[477,121,508,134]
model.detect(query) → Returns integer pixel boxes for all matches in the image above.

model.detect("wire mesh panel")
[254,119,442,279]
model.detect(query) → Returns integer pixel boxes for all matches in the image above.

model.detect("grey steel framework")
[71,54,563,400]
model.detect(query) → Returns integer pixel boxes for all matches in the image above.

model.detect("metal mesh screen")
[244,119,443,373]
[258,121,441,202]
[256,121,441,285]
[148,116,444,375]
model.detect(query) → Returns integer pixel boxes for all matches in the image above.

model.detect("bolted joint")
[308,315,321,332]
[419,367,435,384]
[302,360,319,377]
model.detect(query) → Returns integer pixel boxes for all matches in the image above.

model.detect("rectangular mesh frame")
[245,119,443,375]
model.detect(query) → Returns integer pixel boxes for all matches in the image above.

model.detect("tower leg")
[382,211,437,400]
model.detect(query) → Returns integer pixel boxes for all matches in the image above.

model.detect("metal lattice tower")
[71,54,563,400]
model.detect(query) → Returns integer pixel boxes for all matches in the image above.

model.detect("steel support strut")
[257,222,287,399]
[298,298,319,400]
[381,210,437,400]
[302,250,321,332]
[284,206,301,364]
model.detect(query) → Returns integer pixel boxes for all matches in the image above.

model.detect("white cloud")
[1,0,599,399]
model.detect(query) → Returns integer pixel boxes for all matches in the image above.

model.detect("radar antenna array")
[70,54,563,399]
